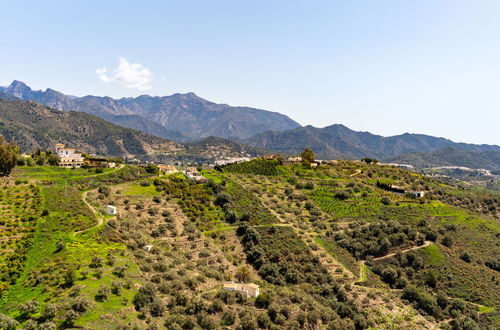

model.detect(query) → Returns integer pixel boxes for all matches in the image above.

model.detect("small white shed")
[106,205,117,215]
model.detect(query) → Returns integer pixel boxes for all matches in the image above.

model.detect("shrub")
[425,269,438,288]
[95,285,111,301]
[71,296,92,313]
[215,192,231,207]
[255,292,272,308]
[460,252,472,263]
[441,235,453,248]
[0,313,18,330]
[221,311,236,326]
[381,197,392,205]
[89,256,103,268]
[335,190,351,200]
[20,300,39,316]
[133,284,157,311]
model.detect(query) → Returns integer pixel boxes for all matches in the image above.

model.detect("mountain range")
[243,124,500,160]
[1,80,499,170]
[389,147,500,172]
[0,80,299,141]
[0,97,264,161]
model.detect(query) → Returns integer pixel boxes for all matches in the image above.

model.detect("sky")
[1,0,499,145]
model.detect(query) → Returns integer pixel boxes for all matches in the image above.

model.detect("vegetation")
[0,159,498,329]
[0,136,19,176]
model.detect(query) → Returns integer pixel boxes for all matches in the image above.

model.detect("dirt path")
[349,169,362,177]
[372,241,432,262]
[73,190,104,237]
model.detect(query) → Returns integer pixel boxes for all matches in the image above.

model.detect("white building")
[411,191,425,198]
[214,157,252,166]
[223,282,260,298]
[106,205,117,215]
[55,144,84,168]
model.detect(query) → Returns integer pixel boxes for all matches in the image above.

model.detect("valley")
[0,159,497,329]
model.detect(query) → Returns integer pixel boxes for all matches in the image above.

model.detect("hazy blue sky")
[1,0,499,144]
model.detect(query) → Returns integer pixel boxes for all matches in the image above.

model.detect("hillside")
[0,160,497,329]
[0,98,179,157]
[244,124,500,161]
[0,98,270,162]
[0,81,300,141]
[389,147,500,172]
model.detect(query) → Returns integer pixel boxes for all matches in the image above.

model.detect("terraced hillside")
[0,160,498,329]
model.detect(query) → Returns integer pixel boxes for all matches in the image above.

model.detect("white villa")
[55,143,84,168]
[223,282,260,298]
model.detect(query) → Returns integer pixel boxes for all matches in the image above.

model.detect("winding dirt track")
[372,241,432,262]
[73,190,104,237]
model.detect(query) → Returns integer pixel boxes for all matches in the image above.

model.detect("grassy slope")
[0,165,151,328]
[1,160,498,328]
[220,159,499,324]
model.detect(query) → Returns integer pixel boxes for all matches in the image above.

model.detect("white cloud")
[96,57,153,91]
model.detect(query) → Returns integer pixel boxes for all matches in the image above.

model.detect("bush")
[255,292,272,308]
[460,252,472,263]
[133,284,157,311]
[304,182,315,190]
[0,313,18,330]
[381,197,392,205]
[89,256,103,268]
[441,235,453,248]
[221,310,236,326]
[95,285,111,301]
[425,269,438,288]
[215,192,231,207]
[335,190,352,200]
[402,285,437,316]
[71,296,92,313]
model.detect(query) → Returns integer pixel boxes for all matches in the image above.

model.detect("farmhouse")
[55,143,85,168]
[183,167,208,184]
[157,165,178,174]
[222,282,260,298]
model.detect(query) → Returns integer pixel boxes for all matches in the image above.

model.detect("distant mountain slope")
[0,81,300,140]
[0,98,179,157]
[389,147,500,171]
[244,124,500,160]
[0,97,267,161]
[100,114,191,142]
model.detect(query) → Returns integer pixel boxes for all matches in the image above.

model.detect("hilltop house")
[55,144,84,168]
[158,165,178,174]
[223,282,260,298]
[183,167,208,184]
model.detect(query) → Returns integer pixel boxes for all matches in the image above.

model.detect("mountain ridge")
[0,97,266,161]
[244,124,500,162]
[0,80,300,141]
